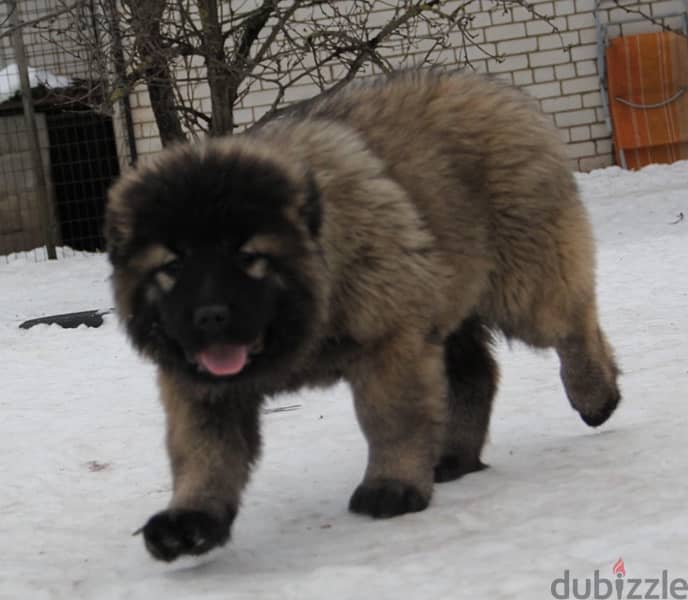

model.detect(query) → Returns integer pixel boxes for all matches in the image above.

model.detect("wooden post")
[8,0,58,259]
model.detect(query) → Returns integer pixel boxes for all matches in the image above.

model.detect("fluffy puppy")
[106,70,620,561]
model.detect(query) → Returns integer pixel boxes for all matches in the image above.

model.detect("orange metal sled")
[595,1,688,169]
[605,31,688,169]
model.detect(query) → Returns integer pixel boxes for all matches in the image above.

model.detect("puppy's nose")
[193,304,230,335]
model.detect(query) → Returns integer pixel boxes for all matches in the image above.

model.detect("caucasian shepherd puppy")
[106,70,620,561]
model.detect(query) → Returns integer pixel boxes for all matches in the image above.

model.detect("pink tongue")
[196,344,248,376]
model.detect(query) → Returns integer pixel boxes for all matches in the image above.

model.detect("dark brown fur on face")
[106,70,620,561]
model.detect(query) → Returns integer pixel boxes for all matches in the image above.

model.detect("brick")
[200,97,212,114]
[652,0,686,15]
[590,123,611,139]
[578,27,598,44]
[538,31,580,50]
[529,48,572,67]
[485,22,527,41]
[620,21,652,36]
[140,122,158,139]
[567,141,596,158]
[535,2,556,17]
[233,108,254,125]
[469,59,488,74]
[596,139,613,154]
[471,10,492,30]
[555,64,576,79]
[541,94,582,112]
[464,42,497,62]
[577,155,613,172]
[489,5,514,25]
[136,137,163,155]
[559,127,571,142]
[534,66,555,82]
[244,89,281,107]
[131,106,155,124]
[576,60,598,77]
[562,75,600,94]
[608,7,641,23]
[252,105,270,123]
[575,0,596,12]
[513,69,534,85]
[583,91,603,107]
[569,125,591,141]
[497,37,537,55]
[284,84,319,103]
[487,54,529,73]
[567,12,594,29]
[555,0,575,15]
[526,17,567,36]
[571,42,601,62]
[606,24,622,39]
[524,81,562,99]
[554,108,596,127]
[511,6,533,22]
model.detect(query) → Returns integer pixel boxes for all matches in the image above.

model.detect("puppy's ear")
[299,171,321,237]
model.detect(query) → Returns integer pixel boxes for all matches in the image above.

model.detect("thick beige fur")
[108,70,620,557]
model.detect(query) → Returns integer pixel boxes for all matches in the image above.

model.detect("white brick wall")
[119,0,687,171]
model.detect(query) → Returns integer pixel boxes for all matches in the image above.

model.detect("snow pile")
[1,162,686,599]
[0,63,72,103]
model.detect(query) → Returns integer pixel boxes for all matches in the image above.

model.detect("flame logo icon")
[613,558,626,577]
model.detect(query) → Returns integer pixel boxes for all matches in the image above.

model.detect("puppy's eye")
[237,251,258,266]
[237,252,269,279]
[161,259,182,276]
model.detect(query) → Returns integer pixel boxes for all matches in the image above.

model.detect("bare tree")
[1,0,679,146]
[111,0,504,143]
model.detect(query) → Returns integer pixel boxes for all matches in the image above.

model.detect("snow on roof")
[0,63,73,103]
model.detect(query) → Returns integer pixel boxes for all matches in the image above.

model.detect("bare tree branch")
[0,0,88,40]
[2,0,674,148]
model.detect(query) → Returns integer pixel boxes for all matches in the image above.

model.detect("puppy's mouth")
[192,338,264,377]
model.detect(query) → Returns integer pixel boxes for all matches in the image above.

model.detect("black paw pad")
[348,479,429,518]
[434,455,487,483]
[579,387,621,428]
[140,508,234,562]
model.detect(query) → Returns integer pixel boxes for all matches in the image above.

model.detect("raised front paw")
[140,508,234,562]
[348,478,430,518]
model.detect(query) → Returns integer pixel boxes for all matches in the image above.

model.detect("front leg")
[141,370,262,561]
[348,332,447,518]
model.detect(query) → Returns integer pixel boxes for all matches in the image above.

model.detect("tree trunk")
[125,0,185,146]
[198,0,235,136]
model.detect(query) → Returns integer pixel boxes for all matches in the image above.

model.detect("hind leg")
[435,316,498,483]
[556,307,620,427]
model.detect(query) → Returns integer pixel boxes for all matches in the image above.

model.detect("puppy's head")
[105,139,324,388]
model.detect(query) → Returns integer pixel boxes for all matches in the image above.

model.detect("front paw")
[140,508,234,562]
[434,455,487,483]
[348,479,430,518]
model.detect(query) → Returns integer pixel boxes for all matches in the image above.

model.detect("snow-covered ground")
[1,162,687,600]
